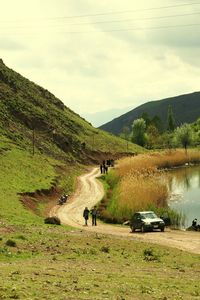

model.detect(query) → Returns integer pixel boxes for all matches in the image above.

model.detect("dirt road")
[51,168,200,255]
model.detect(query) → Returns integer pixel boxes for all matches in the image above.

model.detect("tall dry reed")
[118,172,168,213]
[117,149,200,178]
[114,149,200,217]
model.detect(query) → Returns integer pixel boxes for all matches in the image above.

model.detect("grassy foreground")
[0,144,200,299]
[1,226,200,300]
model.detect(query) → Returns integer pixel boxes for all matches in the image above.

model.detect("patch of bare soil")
[51,168,200,255]
[20,186,62,216]
[0,227,15,234]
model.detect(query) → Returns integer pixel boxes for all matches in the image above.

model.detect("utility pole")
[92,134,95,150]
[32,128,35,156]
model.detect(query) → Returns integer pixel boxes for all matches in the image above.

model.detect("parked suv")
[130,211,165,232]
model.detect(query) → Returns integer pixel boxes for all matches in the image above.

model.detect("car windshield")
[140,212,157,219]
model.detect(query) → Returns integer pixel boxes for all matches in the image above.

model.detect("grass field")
[0,142,200,299]
[1,225,200,300]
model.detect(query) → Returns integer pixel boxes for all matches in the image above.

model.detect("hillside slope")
[0,59,143,162]
[99,92,200,135]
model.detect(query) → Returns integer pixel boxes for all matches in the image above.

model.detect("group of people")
[192,218,200,231]
[83,206,98,226]
[100,159,114,174]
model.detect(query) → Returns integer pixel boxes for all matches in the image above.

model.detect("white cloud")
[0,0,200,123]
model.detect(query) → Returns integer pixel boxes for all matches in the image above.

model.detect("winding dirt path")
[51,168,200,255]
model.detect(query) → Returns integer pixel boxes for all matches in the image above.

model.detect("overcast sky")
[1,0,200,126]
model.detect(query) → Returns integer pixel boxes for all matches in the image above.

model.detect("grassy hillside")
[0,58,145,227]
[100,92,200,135]
[0,59,142,162]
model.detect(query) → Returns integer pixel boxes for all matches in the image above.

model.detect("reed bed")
[116,150,200,215]
[118,172,168,213]
[117,149,200,177]
[100,149,200,224]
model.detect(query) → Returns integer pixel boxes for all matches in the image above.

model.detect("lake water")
[167,165,200,228]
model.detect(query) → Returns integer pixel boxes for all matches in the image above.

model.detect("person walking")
[104,165,108,174]
[83,207,90,226]
[91,206,98,226]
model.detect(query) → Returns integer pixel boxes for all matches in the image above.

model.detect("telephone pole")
[32,129,35,156]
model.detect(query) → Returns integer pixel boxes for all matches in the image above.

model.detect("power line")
[0,2,200,23]
[58,22,200,34]
[46,2,200,20]
[1,11,200,31]
[69,11,200,26]
[1,22,199,37]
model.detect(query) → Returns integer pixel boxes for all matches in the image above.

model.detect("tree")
[140,113,162,132]
[131,118,147,146]
[158,132,174,149]
[140,112,151,128]
[151,115,162,132]
[175,124,193,152]
[120,126,130,140]
[167,105,175,132]
[191,118,200,146]
[146,125,159,149]
[120,126,130,151]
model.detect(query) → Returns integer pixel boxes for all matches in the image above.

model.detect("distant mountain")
[99,93,200,135]
[82,106,132,127]
[0,59,142,163]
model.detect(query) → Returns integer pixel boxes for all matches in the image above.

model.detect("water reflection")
[167,166,200,228]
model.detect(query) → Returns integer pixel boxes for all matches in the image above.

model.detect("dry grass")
[117,149,200,177]
[118,172,168,213]
[115,149,200,215]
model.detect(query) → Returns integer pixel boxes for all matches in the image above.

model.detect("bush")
[44,216,61,225]
[143,248,160,262]
[101,246,110,253]
[5,239,17,247]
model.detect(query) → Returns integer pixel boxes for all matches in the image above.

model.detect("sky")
[0,0,200,127]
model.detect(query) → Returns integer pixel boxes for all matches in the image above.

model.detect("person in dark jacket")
[83,207,90,226]
[91,206,98,226]
[192,218,198,230]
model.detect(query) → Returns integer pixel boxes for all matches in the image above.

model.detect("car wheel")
[161,227,165,232]
[141,225,146,233]
[131,226,135,232]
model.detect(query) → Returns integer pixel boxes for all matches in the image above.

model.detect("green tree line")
[120,106,200,151]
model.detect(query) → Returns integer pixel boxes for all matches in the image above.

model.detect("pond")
[167,165,200,228]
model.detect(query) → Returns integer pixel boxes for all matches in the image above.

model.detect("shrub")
[101,246,110,253]
[44,216,61,225]
[143,248,160,262]
[16,235,26,240]
[5,239,17,247]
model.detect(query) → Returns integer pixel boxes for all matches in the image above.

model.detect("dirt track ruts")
[51,168,200,255]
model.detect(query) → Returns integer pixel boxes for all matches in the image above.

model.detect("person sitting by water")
[192,218,198,230]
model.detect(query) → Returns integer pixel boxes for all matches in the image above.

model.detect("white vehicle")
[130,211,165,232]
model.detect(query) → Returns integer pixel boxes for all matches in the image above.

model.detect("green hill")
[0,58,142,162]
[0,58,144,220]
[99,92,200,135]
